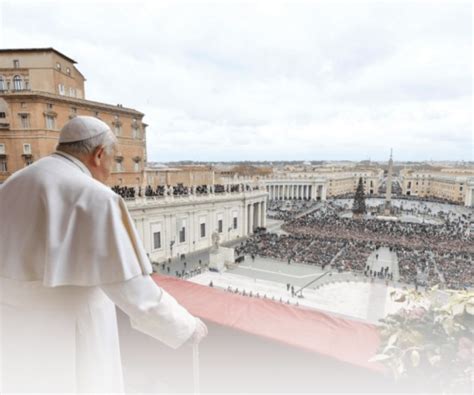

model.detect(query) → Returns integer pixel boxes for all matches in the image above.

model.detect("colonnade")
[244,200,267,234]
[465,182,474,207]
[265,183,326,201]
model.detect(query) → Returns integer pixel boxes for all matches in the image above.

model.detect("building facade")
[144,165,216,188]
[0,48,147,186]
[259,168,383,201]
[400,168,474,206]
[127,188,267,261]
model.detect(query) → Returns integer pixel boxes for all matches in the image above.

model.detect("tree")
[352,177,366,215]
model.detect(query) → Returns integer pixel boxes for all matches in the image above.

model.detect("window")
[0,144,5,154]
[115,159,123,172]
[134,161,140,172]
[56,62,61,71]
[13,59,19,68]
[46,103,53,110]
[69,87,76,97]
[218,219,223,233]
[114,124,121,136]
[58,84,65,95]
[0,159,7,172]
[233,215,238,229]
[13,75,23,90]
[0,112,5,118]
[179,228,186,243]
[0,76,4,91]
[23,144,31,155]
[132,126,141,139]
[179,219,186,243]
[45,115,55,129]
[66,67,71,75]
[200,223,206,238]
[19,114,30,128]
[153,232,161,250]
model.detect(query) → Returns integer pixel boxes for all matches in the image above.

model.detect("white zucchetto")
[59,116,111,143]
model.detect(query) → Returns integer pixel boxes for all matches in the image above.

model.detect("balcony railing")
[123,188,267,207]
[0,82,31,93]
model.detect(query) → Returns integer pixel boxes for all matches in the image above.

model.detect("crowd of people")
[112,183,262,199]
[235,232,377,272]
[267,200,320,221]
[237,200,472,290]
[111,185,136,199]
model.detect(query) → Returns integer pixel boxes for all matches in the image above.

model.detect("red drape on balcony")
[152,274,384,372]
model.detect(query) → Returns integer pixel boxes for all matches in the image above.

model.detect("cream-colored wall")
[0,50,85,97]
[400,169,474,204]
[0,95,146,186]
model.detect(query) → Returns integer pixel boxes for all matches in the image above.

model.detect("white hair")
[57,130,117,156]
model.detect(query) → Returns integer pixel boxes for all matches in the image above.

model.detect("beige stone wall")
[327,176,354,196]
[400,168,474,203]
[0,49,146,187]
[0,94,146,186]
[326,172,380,197]
[0,50,85,97]
[144,168,215,187]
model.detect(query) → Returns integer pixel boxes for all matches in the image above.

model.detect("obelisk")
[384,149,393,215]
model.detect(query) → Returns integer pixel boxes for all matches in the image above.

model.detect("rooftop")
[0,47,77,64]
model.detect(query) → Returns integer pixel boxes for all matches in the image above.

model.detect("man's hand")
[188,317,208,345]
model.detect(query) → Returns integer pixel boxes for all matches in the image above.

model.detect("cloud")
[1,0,471,161]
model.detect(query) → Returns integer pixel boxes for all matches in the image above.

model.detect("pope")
[0,116,208,393]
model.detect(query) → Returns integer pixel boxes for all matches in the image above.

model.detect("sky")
[0,0,472,162]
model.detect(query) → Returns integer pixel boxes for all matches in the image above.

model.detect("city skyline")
[1,0,472,162]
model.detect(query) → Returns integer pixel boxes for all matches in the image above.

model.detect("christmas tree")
[352,177,366,215]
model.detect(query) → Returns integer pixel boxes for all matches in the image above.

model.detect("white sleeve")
[101,275,197,349]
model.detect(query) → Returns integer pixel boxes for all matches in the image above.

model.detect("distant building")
[400,167,474,206]
[128,187,267,261]
[144,164,216,188]
[259,165,383,201]
[0,48,147,187]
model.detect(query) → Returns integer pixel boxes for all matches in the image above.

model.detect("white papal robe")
[0,152,196,393]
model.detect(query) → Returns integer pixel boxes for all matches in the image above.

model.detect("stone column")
[321,185,327,201]
[261,200,267,228]
[254,202,260,228]
[243,203,248,237]
[249,203,254,234]
[465,187,473,207]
